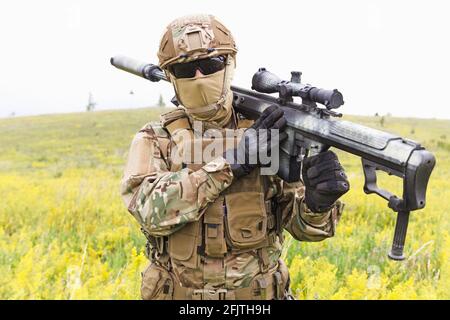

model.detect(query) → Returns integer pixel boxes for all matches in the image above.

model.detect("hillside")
[0,107,449,299]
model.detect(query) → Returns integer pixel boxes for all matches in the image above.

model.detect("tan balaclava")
[157,14,238,128]
[170,55,235,127]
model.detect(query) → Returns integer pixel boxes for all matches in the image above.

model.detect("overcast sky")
[1,0,449,119]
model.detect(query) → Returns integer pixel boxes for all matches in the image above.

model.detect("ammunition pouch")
[167,221,201,268]
[203,199,227,257]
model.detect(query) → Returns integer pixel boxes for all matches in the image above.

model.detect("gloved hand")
[224,105,287,178]
[302,150,350,212]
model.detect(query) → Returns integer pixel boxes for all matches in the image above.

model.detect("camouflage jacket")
[120,109,343,292]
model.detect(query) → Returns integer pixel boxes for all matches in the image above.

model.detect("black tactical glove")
[302,150,350,213]
[224,105,287,178]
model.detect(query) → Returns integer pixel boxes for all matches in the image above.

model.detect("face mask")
[170,55,235,127]
[173,68,225,110]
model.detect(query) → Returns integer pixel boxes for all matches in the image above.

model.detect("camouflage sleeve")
[120,126,233,237]
[269,176,344,242]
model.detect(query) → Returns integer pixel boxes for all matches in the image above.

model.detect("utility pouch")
[141,263,174,300]
[224,191,267,250]
[168,221,200,268]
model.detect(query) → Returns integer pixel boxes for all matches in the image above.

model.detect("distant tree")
[86,92,96,112]
[374,112,379,117]
[9,112,15,117]
[157,94,166,107]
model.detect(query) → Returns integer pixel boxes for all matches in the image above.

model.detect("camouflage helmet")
[157,14,238,69]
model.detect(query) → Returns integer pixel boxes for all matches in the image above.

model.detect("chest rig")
[146,112,283,273]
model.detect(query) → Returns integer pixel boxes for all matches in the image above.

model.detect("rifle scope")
[251,68,344,109]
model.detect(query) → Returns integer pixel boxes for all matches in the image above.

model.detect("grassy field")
[0,107,449,299]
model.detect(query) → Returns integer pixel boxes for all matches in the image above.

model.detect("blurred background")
[1,0,449,119]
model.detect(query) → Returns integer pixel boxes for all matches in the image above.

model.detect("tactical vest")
[141,112,286,299]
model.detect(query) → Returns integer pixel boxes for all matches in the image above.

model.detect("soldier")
[120,14,349,300]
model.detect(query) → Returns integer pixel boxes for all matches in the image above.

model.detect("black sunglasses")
[169,55,226,78]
